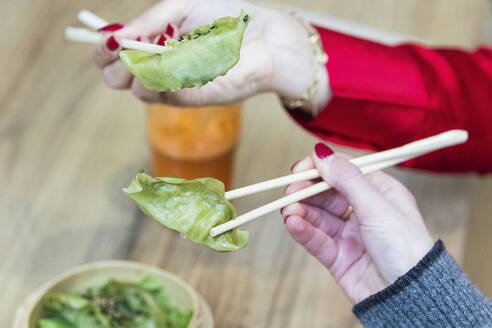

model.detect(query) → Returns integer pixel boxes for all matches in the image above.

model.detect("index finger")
[313,148,398,221]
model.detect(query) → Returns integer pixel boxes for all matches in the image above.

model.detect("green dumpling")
[124,173,248,252]
[119,10,250,92]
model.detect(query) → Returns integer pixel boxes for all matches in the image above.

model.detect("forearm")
[354,241,492,327]
[288,28,492,173]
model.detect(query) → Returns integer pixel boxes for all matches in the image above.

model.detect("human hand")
[282,143,434,304]
[93,0,330,108]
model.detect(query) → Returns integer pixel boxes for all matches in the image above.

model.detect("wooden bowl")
[13,261,214,328]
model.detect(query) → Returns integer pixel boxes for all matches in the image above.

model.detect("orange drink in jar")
[146,103,241,190]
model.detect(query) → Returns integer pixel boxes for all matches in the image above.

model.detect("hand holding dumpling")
[92,0,330,109]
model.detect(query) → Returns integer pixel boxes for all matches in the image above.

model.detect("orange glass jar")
[146,103,241,190]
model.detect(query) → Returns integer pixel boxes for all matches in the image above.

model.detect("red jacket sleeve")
[288,28,492,174]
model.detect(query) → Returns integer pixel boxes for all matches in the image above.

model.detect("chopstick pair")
[65,10,166,54]
[210,130,469,237]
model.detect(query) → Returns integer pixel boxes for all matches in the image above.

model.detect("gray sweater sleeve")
[353,240,492,327]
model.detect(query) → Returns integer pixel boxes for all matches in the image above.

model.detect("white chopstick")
[78,10,108,30]
[65,27,103,43]
[224,130,468,200]
[211,156,409,237]
[211,129,468,237]
[65,27,166,54]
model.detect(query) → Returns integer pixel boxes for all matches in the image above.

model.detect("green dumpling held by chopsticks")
[119,10,250,92]
[124,172,249,252]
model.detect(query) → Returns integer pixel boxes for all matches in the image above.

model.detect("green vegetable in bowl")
[119,10,250,92]
[39,276,192,328]
[124,173,249,252]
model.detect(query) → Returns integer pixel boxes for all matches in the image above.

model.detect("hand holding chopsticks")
[65,10,166,54]
[210,130,468,237]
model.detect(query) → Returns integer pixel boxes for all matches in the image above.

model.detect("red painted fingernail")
[136,36,142,42]
[98,23,124,33]
[166,23,175,36]
[106,36,119,51]
[315,143,334,160]
[156,34,167,46]
[290,160,301,172]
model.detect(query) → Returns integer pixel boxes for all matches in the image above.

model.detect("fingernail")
[106,36,119,51]
[315,143,334,160]
[290,160,301,172]
[166,23,175,36]
[98,23,125,33]
[136,36,142,42]
[156,34,167,46]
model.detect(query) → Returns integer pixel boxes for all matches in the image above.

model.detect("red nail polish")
[156,34,167,46]
[98,23,124,33]
[290,160,301,172]
[165,23,175,36]
[315,143,334,160]
[106,36,119,51]
[136,36,142,42]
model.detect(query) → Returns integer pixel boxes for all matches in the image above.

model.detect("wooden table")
[1,0,490,326]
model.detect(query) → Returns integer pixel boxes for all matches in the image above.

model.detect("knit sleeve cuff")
[353,240,492,327]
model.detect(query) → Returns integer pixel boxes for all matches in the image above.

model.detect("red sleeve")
[288,27,492,174]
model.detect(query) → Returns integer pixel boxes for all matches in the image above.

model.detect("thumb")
[312,143,394,217]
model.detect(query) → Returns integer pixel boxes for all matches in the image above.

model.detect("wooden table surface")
[1,0,490,326]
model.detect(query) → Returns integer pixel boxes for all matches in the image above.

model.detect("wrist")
[263,10,331,114]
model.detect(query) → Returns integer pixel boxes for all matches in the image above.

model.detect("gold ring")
[340,206,353,221]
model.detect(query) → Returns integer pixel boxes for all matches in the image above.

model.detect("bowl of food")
[13,261,214,328]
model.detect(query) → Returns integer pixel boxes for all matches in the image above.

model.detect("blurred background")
[1,0,491,327]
